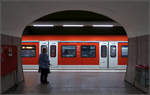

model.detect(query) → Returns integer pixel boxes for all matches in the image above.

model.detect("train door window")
[50,45,56,57]
[41,45,48,54]
[110,45,116,57]
[61,45,76,57]
[21,45,36,57]
[121,46,128,57]
[81,45,96,57]
[101,45,107,57]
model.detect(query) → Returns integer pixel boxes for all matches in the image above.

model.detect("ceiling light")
[63,25,84,27]
[33,24,54,27]
[92,25,114,27]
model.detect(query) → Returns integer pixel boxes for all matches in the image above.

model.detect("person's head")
[42,48,47,53]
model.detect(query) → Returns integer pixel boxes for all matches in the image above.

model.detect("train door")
[109,42,118,68]
[49,41,58,67]
[39,41,49,55]
[99,42,108,68]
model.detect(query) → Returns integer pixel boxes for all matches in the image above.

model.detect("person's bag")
[48,63,51,73]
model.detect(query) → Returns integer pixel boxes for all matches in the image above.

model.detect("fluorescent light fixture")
[92,25,114,27]
[63,25,84,27]
[33,24,54,27]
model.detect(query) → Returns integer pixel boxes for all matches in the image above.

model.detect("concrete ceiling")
[1,0,148,38]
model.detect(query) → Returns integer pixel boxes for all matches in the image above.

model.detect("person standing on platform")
[38,48,50,84]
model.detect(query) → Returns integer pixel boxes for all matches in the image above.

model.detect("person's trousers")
[40,68,49,83]
[41,73,48,82]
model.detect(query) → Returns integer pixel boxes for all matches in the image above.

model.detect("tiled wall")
[125,35,149,93]
[1,34,24,93]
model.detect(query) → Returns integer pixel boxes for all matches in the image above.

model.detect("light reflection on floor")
[5,72,144,94]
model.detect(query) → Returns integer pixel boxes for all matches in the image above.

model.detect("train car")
[21,35,128,70]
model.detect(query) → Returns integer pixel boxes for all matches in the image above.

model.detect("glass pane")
[101,45,107,57]
[21,45,36,57]
[110,45,116,57]
[81,45,96,57]
[61,45,76,57]
[121,46,128,57]
[50,45,56,57]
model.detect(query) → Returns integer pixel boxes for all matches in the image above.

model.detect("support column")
[1,34,24,93]
[125,35,149,93]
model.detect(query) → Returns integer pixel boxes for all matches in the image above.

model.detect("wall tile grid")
[125,35,149,93]
[1,34,23,93]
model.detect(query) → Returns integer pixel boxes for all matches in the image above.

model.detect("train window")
[41,45,48,54]
[101,45,107,57]
[121,46,128,57]
[21,45,36,57]
[50,45,56,57]
[110,45,116,57]
[61,45,76,57]
[81,45,96,57]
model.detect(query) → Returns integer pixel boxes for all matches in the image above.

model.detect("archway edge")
[2,1,148,38]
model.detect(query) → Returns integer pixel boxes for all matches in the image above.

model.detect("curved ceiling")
[35,10,115,21]
[23,10,126,35]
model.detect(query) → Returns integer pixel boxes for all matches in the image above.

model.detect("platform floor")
[5,72,144,94]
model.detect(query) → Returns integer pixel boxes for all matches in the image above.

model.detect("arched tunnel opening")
[22,10,128,71]
[21,10,133,94]
[1,10,148,94]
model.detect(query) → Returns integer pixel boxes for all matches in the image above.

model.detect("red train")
[21,35,128,69]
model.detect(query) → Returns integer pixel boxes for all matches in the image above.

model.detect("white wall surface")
[1,0,149,38]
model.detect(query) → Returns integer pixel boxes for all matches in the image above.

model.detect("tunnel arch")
[22,10,128,70]
[23,10,127,36]
[19,7,131,37]
[3,1,147,38]
[34,10,115,22]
